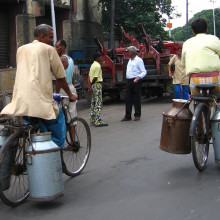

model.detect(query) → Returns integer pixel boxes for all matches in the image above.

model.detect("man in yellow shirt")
[1,24,77,147]
[168,45,189,100]
[89,53,108,127]
[181,18,220,96]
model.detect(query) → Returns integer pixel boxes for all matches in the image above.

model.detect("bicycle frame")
[0,94,90,206]
[189,86,217,136]
[189,86,218,171]
[59,96,76,146]
[189,102,210,137]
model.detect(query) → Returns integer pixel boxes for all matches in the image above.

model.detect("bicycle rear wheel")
[0,130,29,206]
[190,103,210,171]
[62,117,91,177]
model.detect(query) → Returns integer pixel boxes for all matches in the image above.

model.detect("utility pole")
[186,0,188,39]
[168,16,171,38]
[110,0,115,49]
[212,0,216,35]
[50,0,57,46]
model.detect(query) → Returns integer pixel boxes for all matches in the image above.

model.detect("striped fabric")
[190,72,220,96]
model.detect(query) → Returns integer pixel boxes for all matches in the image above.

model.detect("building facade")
[0,0,103,105]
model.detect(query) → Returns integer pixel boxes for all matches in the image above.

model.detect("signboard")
[167,23,172,28]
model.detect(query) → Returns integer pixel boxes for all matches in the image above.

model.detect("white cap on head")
[126,46,139,54]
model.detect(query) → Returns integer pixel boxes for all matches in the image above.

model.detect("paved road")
[1,96,220,220]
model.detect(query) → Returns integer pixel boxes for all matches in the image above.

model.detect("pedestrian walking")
[168,45,190,100]
[89,53,108,127]
[121,46,147,122]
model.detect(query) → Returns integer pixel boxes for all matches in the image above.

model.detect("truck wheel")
[109,92,119,101]
[157,90,164,97]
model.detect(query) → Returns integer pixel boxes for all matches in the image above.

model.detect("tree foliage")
[172,9,220,42]
[97,0,174,41]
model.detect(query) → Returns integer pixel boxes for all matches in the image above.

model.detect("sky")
[168,0,220,29]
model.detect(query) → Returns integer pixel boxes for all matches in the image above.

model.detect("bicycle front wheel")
[62,117,91,177]
[190,103,210,171]
[0,130,29,207]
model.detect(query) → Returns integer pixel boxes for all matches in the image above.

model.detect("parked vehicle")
[73,24,181,101]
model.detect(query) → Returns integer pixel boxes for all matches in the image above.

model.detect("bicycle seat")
[190,95,213,102]
[196,85,216,90]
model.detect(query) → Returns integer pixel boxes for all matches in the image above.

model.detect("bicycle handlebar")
[61,96,69,100]
[53,93,70,105]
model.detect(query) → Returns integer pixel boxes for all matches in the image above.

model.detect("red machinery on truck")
[79,24,181,100]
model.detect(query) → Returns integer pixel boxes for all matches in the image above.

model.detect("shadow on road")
[77,95,173,111]
[103,95,173,105]
[31,200,64,210]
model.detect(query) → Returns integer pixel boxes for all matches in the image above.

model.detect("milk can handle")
[173,100,192,119]
[26,154,33,165]
[28,138,36,153]
[165,118,175,127]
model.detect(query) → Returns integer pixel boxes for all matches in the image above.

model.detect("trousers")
[38,108,66,148]
[174,84,190,100]
[125,79,142,119]
[90,83,104,125]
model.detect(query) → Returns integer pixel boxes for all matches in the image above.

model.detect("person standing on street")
[55,39,77,121]
[168,45,190,100]
[155,35,164,53]
[89,53,108,127]
[121,46,147,122]
[1,24,77,148]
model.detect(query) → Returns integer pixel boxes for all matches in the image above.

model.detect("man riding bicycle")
[0,24,77,148]
[181,18,220,97]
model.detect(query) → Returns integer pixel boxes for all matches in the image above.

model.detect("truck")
[74,24,181,101]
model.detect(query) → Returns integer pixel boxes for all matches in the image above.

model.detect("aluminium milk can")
[160,99,192,154]
[211,108,220,164]
[26,132,64,201]
[0,126,10,191]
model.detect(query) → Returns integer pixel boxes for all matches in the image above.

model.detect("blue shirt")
[63,54,74,84]
[126,56,147,79]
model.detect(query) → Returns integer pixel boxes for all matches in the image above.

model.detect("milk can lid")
[31,132,52,142]
[172,99,190,104]
[26,132,60,153]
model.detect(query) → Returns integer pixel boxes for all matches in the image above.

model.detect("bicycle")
[189,85,218,171]
[58,94,91,177]
[0,95,91,207]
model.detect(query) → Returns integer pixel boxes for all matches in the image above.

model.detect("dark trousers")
[125,79,142,119]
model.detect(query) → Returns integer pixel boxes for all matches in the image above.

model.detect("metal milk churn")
[211,108,220,164]
[0,125,10,191]
[160,99,192,154]
[26,132,64,201]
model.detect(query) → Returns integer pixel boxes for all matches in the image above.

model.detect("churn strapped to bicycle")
[0,94,91,207]
[160,84,220,171]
